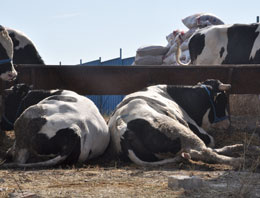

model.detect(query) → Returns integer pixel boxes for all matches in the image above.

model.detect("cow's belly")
[109,97,193,154]
[109,98,169,153]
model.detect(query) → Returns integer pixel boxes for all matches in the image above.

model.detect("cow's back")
[189,24,260,64]
[6,27,45,64]
[14,90,110,163]
[189,25,230,64]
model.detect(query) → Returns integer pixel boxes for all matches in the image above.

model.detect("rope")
[201,84,228,123]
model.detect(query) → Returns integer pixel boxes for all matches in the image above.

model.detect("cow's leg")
[214,144,244,156]
[127,149,183,166]
[120,118,184,165]
[186,147,243,168]
[121,128,163,162]
[32,127,81,164]
[214,144,260,156]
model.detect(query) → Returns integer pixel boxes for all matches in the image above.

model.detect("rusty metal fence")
[1,64,260,95]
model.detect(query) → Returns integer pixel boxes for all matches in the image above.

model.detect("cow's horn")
[219,83,231,91]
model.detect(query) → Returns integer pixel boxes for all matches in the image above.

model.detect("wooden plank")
[1,64,260,95]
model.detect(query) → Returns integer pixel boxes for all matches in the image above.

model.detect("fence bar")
[1,64,260,95]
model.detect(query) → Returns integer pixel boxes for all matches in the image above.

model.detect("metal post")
[120,48,122,59]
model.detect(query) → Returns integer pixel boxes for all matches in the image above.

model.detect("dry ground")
[0,125,260,198]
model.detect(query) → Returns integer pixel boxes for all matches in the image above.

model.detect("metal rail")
[1,64,260,95]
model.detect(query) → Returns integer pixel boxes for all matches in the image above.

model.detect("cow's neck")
[166,86,210,126]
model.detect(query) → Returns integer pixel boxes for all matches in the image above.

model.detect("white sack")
[165,42,178,57]
[182,13,224,29]
[198,14,224,27]
[136,45,169,56]
[180,39,189,51]
[163,53,176,65]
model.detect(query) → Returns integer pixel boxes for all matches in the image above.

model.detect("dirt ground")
[0,127,260,198]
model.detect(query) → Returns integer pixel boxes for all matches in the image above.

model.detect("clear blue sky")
[1,0,259,65]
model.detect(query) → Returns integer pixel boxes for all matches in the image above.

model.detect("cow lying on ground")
[176,23,260,65]
[0,84,110,168]
[175,23,260,129]
[6,27,45,65]
[0,25,17,81]
[1,84,59,131]
[108,79,245,167]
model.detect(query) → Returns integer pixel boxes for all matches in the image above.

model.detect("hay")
[1,124,260,197]
[229,94,260,116]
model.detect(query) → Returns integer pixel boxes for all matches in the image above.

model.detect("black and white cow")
[6,27,44,64]
[0,26,17,81]
[108,79,244,167]
[1,84,110,168]
[176,23,260,65]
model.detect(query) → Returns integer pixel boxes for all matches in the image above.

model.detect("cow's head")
[0,25,17,81]
[199,79,231,130]
[1,83,32,130]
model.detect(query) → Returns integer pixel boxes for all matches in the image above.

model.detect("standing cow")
[1,84,110,168]
[108,79,244,167]
[6,27,44,65]
[0,26,17,81]
[176,23,260,65]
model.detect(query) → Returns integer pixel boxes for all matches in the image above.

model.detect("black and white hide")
[1,84,110,168]
[6,27,44,64]
[0,25,17,81]
[176,23,260,65]
[108,79,244,167]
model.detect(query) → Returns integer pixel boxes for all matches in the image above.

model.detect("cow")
[176,23,260,65]
[175,23,260,129]
[108,79,245,167]
[0,84,110,168]
[0,27,45,131]
[1,84,59,131]
[6,27,45,65]
[0,25,17,81]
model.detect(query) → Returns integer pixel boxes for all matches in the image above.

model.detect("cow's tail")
[175,39,190,66]
[127,149,182,166]
[0,155,67,168]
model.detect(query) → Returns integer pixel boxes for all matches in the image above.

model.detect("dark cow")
[1,84,59,131]
[176,23,260,65]
[6,27,44,64]
[1,84,110,168]
[108,79,244,167]
[0,26,17,81]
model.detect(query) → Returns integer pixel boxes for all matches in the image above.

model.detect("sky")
[1,0,260,65]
